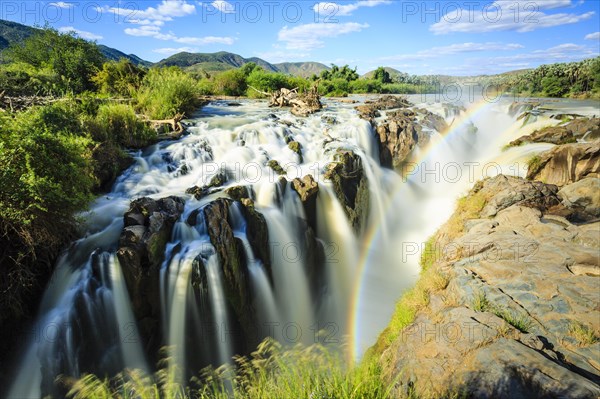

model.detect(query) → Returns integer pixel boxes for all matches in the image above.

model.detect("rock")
[378,175,600,399]
[376,116,422,168]
[288,141,303,163]
[267,160,286,176]
[116,196,185,354]
[224,185,253,201]
[558,178,600,217]
[291,174,320,231]
[202,198,271,344]
[321,114,338,125]
[324,150,370,234]
[511,117,600,147]
[526,142,600,186]
[186,170,229,200]
[355,95,411,121]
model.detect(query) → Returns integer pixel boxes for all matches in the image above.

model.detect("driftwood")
[249,83,322,117]
[0,93,133,112]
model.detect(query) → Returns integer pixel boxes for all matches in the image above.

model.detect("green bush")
[93,103,156,148]
[93,59,146,97]
[6,26,104,94]
[137,67,201,119]
[212,68,247,96]
[246,69,290,96]
[0,62,61,96]
[350,79,382,94]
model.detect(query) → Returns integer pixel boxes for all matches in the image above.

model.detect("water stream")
[7,95,598,397]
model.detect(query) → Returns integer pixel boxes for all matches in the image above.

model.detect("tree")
[6,26,104,93]
[373,67,391,83]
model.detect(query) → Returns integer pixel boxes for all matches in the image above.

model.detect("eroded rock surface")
[510,117,600,146]
[526,142,600,186]
[116,196,185,352]
[380,175,600,398]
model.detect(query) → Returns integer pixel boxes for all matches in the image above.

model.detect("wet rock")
[225,185,253,201]
[526,142,600,186]
[321,114,338,125]
[267,160,286,176]
[355,95,411,121]
[202,198,271,343]
[376,115,422,168]
[186,171,229,199]
[324,150,370,234]
[510,117,600,146]
[288,140,303,163]
[291,174,320,231]
[116,196,185,354]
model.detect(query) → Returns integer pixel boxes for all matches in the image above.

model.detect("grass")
[526,155,543,175]
[67,339,391,399]
[568,321,599,347]
[470,291,533,334]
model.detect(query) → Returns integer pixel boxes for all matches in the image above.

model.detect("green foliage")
[373,67,392,84]
[0,62,60,96]
[246,69,290,96]
[212,68,247,96]
[93,59,146,97]
[349,79,382,94]
[320,64,359,81]
[568,321,599,347]
[91,103,156,148]
[6,26,104,93]
[67,339,391,399]
[137,67,201,119]
[502,57,600,98]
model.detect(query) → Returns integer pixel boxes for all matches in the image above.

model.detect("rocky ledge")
[356,96,448,168]
[376,171,600,397]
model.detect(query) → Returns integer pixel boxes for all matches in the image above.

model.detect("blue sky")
[2,0,599,75]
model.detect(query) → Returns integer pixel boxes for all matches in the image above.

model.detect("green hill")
[0,19,150,66]
[274,62,330,77]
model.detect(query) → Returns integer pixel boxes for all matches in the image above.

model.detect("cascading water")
[8,94,596,397]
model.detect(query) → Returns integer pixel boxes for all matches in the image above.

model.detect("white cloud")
[125,25,233,45]
[210,0,235,14]
[153,47,197,55]
[313,0,391,17]
[430,0,593,34]
[49,2,74,8]
[101,0,196,24]
[381,42,524,62]
[585,32,600,40]
[58,26,103,40]
[278,22,369,50]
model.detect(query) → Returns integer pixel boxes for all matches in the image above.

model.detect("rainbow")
[348,98,500,363]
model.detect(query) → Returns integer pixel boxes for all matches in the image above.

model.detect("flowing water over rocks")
[6,96,600,397]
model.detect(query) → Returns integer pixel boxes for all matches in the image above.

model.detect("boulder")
[526,142,600,186]
[376,116,422,168]
[116,196,185,353]
[291,174,320,231]
[324,150,370,234]
[558,178,600,217]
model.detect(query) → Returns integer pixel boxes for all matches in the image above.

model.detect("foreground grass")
[67,339,390,399]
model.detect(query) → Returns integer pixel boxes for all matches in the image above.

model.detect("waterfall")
[8,96,587,397]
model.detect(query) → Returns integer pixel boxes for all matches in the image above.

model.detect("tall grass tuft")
[137,67,201,119]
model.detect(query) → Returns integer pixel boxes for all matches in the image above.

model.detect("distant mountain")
[157,51,276,72]
[157,51,330,77]
[274,62,329,77]
[0,19,150,66]
[97,45,153,67]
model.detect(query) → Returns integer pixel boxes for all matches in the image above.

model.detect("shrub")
[212,68,247,96]
[246,69,290,96]
[93,59,146,97]
[93,103,156,148]
[137,67,200,119]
